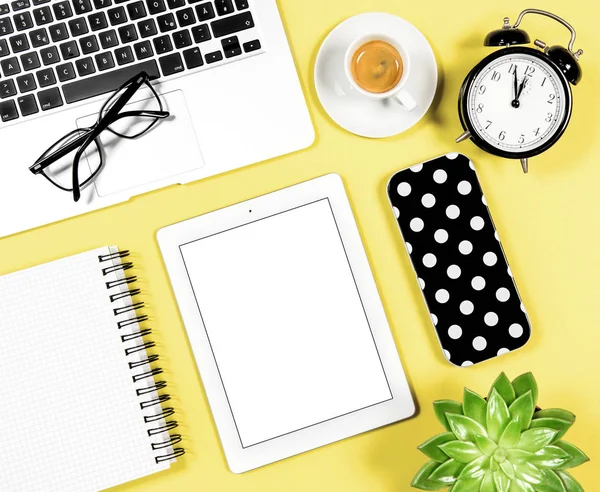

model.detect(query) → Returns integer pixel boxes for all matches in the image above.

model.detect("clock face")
[466,52,569,155]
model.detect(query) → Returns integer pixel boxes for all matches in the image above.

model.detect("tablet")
[157,174,414,473]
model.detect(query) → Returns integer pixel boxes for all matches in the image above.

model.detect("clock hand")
[517,75,528,100]
[511,68,520,108]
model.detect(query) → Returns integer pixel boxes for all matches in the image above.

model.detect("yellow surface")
[2,0,599,490]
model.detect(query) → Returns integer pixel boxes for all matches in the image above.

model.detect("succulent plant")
[411,372,589,491]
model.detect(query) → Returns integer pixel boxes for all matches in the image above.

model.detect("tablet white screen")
[180,199,392,448]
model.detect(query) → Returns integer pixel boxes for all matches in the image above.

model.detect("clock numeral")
[499,131,506,141]
[518,134,525,144]
[508,63,516,74]
[478,85,486,95]
[533,127,540,137]
[545,112,553,122]
[476,103,484,114]
[525,66,536,76]
[491,71,501,82]
[485,120,492,130]
[548,93,556,104]
[541,77,547,87]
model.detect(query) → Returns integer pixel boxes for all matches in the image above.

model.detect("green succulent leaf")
[556,470,584,492]
[418,432,456,462]
[411,460,447,490]
[531,445,572,469]
[537,469,567,492]
[533,408,576,423]
[509,480,534,492]
[507,449,535,464]
[498,419,521,449]
[451,475,483,492]
[508,391,535,431]
[500,460,516,480]
[439,441,482,464]
[447,413,488,442]
[429,458,465,485]
[555,441,590,469]
[459,455,489,481]
[493,471,510,492]
[480,472,496,492]
[434,400,463,432]
[512,373,538,407]
[529,417,572,442]
[514,462,544,485]
[516,428,559,453]
[463,388,487,426]
[487,389,510,442]
[489,373,516,406]
[475,435,498,456]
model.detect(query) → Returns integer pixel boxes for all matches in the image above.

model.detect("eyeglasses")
[29,71,170,202]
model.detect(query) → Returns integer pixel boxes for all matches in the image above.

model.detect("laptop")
[0,0,314,238]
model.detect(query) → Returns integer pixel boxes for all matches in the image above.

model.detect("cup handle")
[394,90,417,112]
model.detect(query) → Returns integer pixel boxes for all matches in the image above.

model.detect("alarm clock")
[456,9,583,173]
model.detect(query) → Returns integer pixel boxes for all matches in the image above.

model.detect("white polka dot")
[418,278,425,290]
[484,312,499,326]
[434,229,449,243]
[473,336,487,351]
[443,349,451,360]
[446,205,460,219]
[483,252,498,266]
[520,303,527,313]
[423,253,437,268]
[406,242,413,254]
[446,152,459,160]
[458,181,472,195]
[509,323,524,338]
[393,206,399,219]
[462,360,474,367]
[410,218,424,232]
[508,267,513,277]
[434,169,447,183]
[469,161,475,170]
[397,182,411,197]
[459,240,473,255]
[494,231,500,241]
[422,193,436,208]
[471,216,485,231]
[431,313,438,326]
[497,348,510,356]
[471,276,486,290]
[496,288,510,302]
[482,195,488,206]
[447,265,461,279]
[448,325,462,339]
[435,289,450,303]
[460,301,474,315]
[410,163,423,172]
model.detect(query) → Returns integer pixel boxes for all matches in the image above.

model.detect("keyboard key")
[190,23,209,42]
[0,4,9,15]
[0,16,13,35]
[234,0,247,10]
[33,0,50,5]
[0,38,8,56]
[17,93,37,114]
[242,38,259,53]
[79,34,98,53]
[13,12,33,31]
[0,78,16,97]
[166,0,184,8]
[194,2,213,21]
[152,33,170,53]
[93,0,111,8]
[172,28,190,48]
[62,58,158,102]
[68,17,88,36]
[159,51,181,76]
[182,46,201,68]
[145,0,164,15]
[29,27,49,46]
[98,28,117,47]
[133,39,151,59]
[204,50,221,63]
[114,44,132,64]
[10,0,29,11]
[9,33,28,52]
[52,1,73,20]
[59,39,79,58]
[36,66,55,86]
[75,55,94,75]
[126,1,145,20]
[40,45,59,65]
[72,0,92,14]
[107,5,126,25]
[94,50,113,70]
[16,71,35,91]
[38,86,62,110]
[88,11,107,30]
[214,0,232,16]
[176,6,193,26]
[211,11,252,38]
[1,55,19,74]
[49,22,69,41]
[137,17,155,37]
[0,99,17,120]
[222,36,240,58]
[117,23,136,42]
[157,12,175,32]
[20,50,40,70]
[57,61,75,81]
[33,6,53,25]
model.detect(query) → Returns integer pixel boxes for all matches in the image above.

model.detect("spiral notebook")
[0,247,184,492]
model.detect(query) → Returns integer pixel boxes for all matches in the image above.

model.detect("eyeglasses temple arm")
[29,131,92,174]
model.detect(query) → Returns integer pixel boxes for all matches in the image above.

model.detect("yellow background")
[2,0,599,490]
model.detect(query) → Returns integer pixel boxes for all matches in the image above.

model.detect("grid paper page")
[0,247,170,492]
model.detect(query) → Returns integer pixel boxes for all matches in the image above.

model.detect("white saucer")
[315,13,438,138]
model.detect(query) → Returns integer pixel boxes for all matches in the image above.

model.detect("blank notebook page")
[0,247,170,492]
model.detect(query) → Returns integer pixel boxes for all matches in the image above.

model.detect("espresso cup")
[344,33,417,111]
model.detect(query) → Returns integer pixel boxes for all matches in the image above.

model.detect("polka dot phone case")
[387,153,531,367]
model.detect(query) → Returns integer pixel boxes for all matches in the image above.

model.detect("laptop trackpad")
[76,89,203,198]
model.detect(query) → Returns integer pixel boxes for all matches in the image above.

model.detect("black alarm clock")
[456,9,583,173]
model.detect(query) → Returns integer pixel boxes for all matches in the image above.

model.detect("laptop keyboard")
[0,0,261,123]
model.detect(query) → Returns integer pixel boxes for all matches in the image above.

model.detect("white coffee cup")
[344,33,417,111]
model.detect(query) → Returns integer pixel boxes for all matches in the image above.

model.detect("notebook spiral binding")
[99,250,185,464]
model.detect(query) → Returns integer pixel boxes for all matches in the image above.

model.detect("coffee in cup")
[350,40,404,94]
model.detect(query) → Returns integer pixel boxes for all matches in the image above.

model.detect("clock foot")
[456,131,471,143]
[520,158,529,174]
